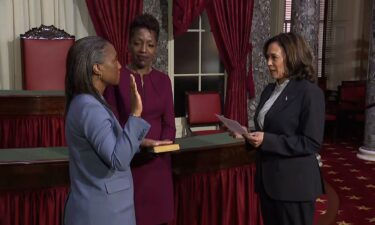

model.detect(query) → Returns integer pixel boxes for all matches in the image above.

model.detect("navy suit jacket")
[64,94,150,225]
[254,79,325,201]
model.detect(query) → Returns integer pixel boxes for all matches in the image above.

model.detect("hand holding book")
[141,138,180,153]
[141,138,173,147]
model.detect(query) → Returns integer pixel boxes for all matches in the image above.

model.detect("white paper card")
[215,114,248,135]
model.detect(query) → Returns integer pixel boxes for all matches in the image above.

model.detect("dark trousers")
[259,189,315,225]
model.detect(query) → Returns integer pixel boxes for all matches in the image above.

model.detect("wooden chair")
[315,180,340,225]
[21,25,75,90]
[318,78,338,142]
[185,91,225,136]
[337,81,366,139]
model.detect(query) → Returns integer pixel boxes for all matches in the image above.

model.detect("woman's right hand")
[130,74,142,117]
[243,132,264,148]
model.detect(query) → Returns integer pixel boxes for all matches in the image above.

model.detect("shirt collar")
[275,79,290,91]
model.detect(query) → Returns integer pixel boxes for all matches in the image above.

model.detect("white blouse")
[257,79,290,130]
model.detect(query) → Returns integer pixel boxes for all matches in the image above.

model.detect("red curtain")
[170,165,262,225]
[0,186,69,225]
[173,0,211,37]
[85,0,143,66]
[206,0,254,126]
[0,166,261,225]
[173,0,255,126]
[0,115,66,148]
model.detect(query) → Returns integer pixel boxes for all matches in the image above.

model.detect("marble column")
[358,0,375,161]
[291,0,320,73]
[143,0,168,73]
[248,0,272,129]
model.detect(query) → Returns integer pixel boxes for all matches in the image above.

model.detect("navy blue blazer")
[64,94,150,225]
[254,79,325,201]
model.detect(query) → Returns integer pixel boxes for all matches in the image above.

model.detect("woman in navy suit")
[233,32,325,225]
[64,36,150,225]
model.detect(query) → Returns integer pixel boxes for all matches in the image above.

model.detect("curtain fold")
[206,0,255,126]
[0,186,69,225]
[173,0,211,37]
[0,115,66,148]
[85,0,143,66]
[170,165,262,225]
[0,166,260,225]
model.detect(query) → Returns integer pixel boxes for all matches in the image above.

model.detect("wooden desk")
[0,147,69,190]
[0,133,253,189]
[0,90,65,115]
[0,90,66,148]
[0,133,259,225]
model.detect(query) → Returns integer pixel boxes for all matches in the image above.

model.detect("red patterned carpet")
[314,140,375,225]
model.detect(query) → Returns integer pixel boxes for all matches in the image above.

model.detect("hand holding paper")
[215,114,248,135]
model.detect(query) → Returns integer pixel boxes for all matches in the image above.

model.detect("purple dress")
[104,67,176,225]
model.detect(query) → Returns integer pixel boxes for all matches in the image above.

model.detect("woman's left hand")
[227,126,248,139]
[141,138,173,147]
[244,132,264,148]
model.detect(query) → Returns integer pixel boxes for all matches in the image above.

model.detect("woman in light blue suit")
[64,36,150,225]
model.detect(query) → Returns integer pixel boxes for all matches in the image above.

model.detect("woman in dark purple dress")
[104,14,176,225]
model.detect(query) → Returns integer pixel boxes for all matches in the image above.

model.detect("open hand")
[130,74,142,117]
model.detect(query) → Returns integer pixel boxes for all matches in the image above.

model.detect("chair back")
[21,25,75,90]
[339,81,366,111]
[186,91,222,126]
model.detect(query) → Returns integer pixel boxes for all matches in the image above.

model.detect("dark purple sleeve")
[103,85,120,120]
[160,76,176,141]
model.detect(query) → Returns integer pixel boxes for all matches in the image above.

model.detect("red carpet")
[314,140,375,225]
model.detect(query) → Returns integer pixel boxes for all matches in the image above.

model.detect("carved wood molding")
[20,24,75,40]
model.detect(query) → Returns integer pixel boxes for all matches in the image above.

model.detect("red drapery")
[0,166,259,225]
[0,115,66,148]
[173,0,211,37]
[85,0,143,66]
[0,186,69,225]
[206,0,254,126]
[170,165,262,225]
[173,0,255,126]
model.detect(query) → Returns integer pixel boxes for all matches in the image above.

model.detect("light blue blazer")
[64,94,150,225]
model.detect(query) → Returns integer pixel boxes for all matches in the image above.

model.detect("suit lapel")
[254,84,275,130]
[263,80,299,128]
[257,85,274,114]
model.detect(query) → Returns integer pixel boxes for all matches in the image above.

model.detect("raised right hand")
[130,74,142,117]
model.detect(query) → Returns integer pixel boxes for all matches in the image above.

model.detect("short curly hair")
[129,13,160,41]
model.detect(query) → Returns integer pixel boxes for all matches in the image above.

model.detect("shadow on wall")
[7,39,20,90]
[73,0,96,37]
[325,39,369,90]
[159,0,169,33]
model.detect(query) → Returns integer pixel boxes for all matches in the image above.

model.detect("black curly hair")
[129,13,160,41]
